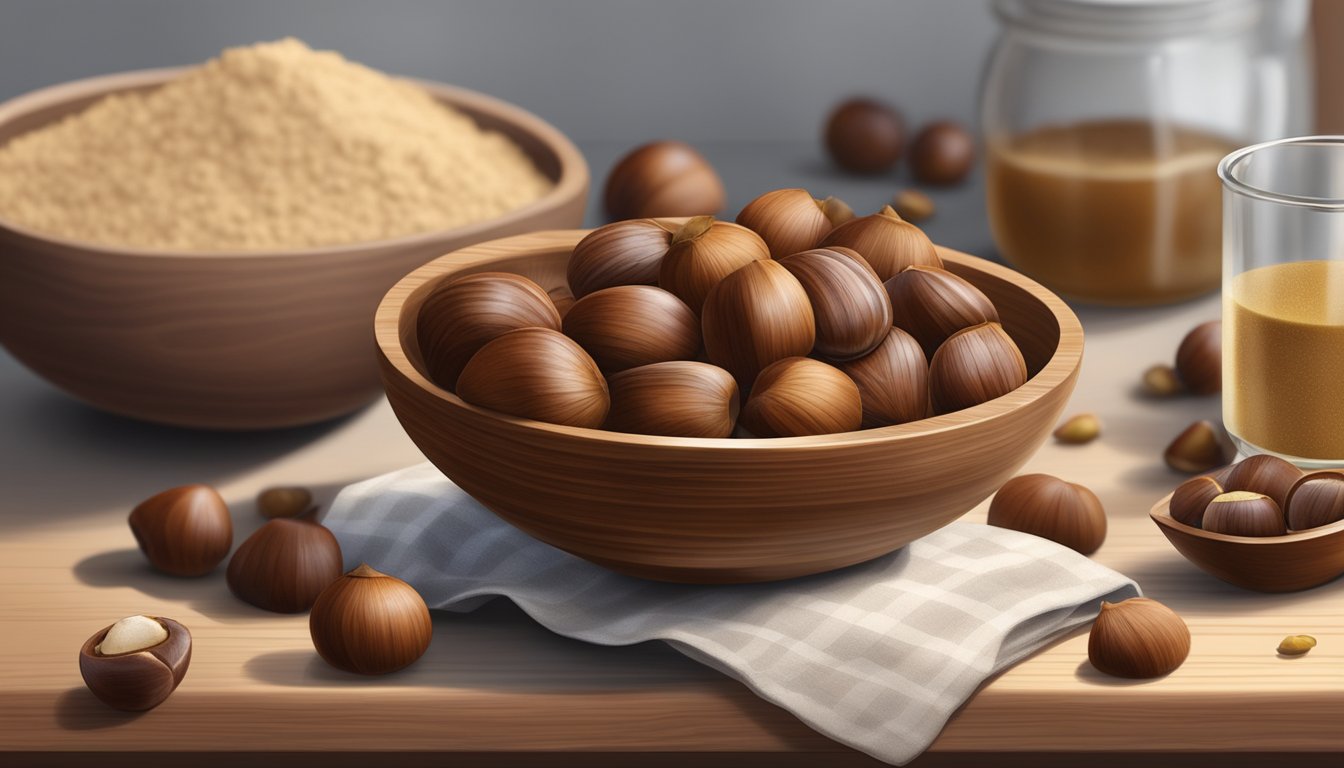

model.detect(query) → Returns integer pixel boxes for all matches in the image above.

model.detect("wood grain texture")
[1151,494,1344,592]
[0,68,588,429]
[375,228,1083,582]
[8,280,1344,762]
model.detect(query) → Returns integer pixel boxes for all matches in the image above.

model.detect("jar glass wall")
[982,0,1309,305]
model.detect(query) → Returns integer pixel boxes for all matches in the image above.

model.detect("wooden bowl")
[0,69,587,429]
[375,227,1083,583]
[1150,494,1344,592]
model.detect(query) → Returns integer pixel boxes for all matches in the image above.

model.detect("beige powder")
[0,38,553,250]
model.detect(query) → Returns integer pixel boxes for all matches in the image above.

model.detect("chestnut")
[735,188,853,259]
[701,259,816,391]
[128,484,232,577]
[885,265,1000,359]
[604,140,725,220]
[778,247,892,361]
[908,120,975,186]
[659,216,769,315]
[823,98,905,174]
[79,615,192,711]
[928,322,1028,414]
[309,564,433,676]
[567,218,675,298]
[456,327,610,428]
[837,327,929,428]
[819,205,941,282]
[227,518,344,613]
[562,285,700,374]
[739,357,862,438]
[605,361,739,439]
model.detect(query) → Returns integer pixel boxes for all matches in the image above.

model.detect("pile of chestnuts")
[418,187,1030,439]
[1170,454,1344,536]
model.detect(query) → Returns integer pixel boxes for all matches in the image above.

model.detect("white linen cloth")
[324,463,1139,765]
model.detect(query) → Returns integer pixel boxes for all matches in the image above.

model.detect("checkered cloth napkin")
[324,463,1139,765]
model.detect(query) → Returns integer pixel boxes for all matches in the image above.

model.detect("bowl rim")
[0,67,588,259]
[1150,491,1344,544]
[374,228,1086,449]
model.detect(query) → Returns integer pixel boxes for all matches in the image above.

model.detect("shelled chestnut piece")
[79,615,192,711]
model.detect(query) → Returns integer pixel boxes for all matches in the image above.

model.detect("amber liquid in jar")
[1226,260,1344,461]
[987,120,1237,305]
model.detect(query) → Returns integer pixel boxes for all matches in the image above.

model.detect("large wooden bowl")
[375,228,1084,583]
[1150,494,1344,592]
[0,69,587,429]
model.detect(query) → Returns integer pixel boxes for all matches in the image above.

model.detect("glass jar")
[982,0,1311,306]
[1220,136,1344,467]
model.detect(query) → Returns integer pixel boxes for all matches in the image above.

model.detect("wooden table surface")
[3,145,1343,767]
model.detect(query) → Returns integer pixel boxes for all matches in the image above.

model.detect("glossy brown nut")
[823,98,905,174]
[416,272,561,391]
[79,617,192,711]
[567,219,675,298]
[908,120,976,186]
[1221,454,1302,512]
[1175,320,1221,396]
[1088,598,1190,679]
[128,484,233,577]
[885,265,1000,359]
[226,518,344,613]
[1202,491,1286,537]
[735,188,850,259]
[256,486,315,519]
[1168,475,1223,528]
[837,327,929,428]
[1285,470,1344,531]
[1163,420,1235,474]
[606,361,739,439]
[309,564,433,676]
[659,217,769,315]
[604,141,725,220]
[562,285,700,374]
[778,247,892,361]
[456,327,610,429]
[819,205,942,282]
[988,474,1107,555]
[928,322,1028,414]
[701,259,816,392]
[739,357,862,438]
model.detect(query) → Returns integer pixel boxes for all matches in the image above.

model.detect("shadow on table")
[0,385,371,533]
[1118,549,1344,616]
[53,687,148,731]
[70,481,360,621]
[242,599,716,692]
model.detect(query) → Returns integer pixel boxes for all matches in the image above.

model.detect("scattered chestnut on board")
[309,564,433,676]
[739,357,863,438]
[736,187,855,259]
[456,327,610,429]
[562,285,700,374]
[890,189,935,222]
[1174,320,1221,396]
[606,361,740,439]
[128,484,232,577]
[1053,413,1101,445]
[778,247,891,361]
[257,486,315,519]
[227,518,344,613]
[417,271,562,391]
[823,98,905,174]
[567,218,675,298]
[908,120,976,186]
[79,615,191,711]
[988,474,1106,555]
[659,216,770,315]
[820,205,942,282]
[837,327,929,428]
[604,140,725,221]
[1163,420,1235,474]
[1088,598,1190,679]
[701,258,816,391]
[927,322,1028,415]
[885,265,1000,359]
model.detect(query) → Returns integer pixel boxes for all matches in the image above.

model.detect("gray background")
[0,0,996,142]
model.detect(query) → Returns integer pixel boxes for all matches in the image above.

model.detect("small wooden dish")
[0,69,587,429]
[1150,494,1344,592]
[375,227,1084,583]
